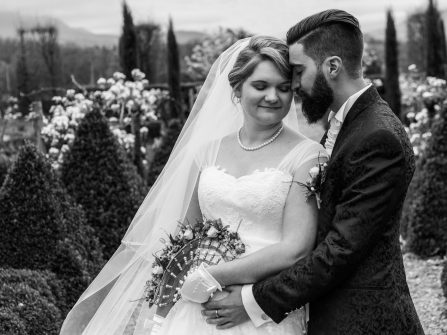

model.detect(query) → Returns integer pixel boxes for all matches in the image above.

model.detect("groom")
[203,9,424,334]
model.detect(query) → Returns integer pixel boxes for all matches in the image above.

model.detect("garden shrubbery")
[0,142,103,313]
[147,118,183,186]
[441,261,447,298]
[0,268,62,335]
[61,108,147,258]
[406,105,447,257]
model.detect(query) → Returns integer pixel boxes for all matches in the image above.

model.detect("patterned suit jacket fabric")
[252,86,424,335]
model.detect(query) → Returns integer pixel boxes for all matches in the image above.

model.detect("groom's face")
[289,43,334,124]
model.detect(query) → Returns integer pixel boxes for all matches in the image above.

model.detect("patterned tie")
[324,112,343,156]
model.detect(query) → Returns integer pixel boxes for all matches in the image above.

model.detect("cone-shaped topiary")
[407,106,447,257]
[147,118,183,187]
[441,261,447,298]
[0,308,27,335]
[0,142,103,312]
[0,282,61,335]
[0,268,65,313]
[61,108,147,258]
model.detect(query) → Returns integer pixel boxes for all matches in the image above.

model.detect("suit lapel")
[329,86,382,158]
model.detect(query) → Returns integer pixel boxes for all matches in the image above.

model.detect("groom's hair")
[287,9,363,79]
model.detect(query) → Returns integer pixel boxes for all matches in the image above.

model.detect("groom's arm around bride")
[204,9,425,335]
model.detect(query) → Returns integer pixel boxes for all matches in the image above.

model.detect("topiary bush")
[0,307,27,335]
[401,157,425,240]
[0,282,61,335]
[0,268,65,312]
[441,261,447,298]
[0,142,103,313]
[0,150,12,187]
[147,118,183,186]
[61,108,147,258]
[406,105,447,257]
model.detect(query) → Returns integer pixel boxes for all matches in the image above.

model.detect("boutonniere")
[295,154,327,209]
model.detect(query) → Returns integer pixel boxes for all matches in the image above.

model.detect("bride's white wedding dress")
[157,139,324,335]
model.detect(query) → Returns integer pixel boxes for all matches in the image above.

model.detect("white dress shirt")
[324,84,372,155]
[241,83,372,327]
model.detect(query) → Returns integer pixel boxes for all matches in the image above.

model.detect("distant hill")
[0,11,207,48]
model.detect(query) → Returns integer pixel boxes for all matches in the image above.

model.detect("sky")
[2,0,446,37]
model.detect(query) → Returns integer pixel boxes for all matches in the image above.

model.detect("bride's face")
[236,60,292,127]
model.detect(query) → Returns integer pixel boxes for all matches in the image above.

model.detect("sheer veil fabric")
[60,37,301,335]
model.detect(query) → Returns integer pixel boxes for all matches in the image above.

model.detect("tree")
[167,17,183,120]
[119,1,137,79]
[0,142,103,311]
[16,28,31,114]
[185,28,252,80]
[384,9,401,118]
[406,105,447,257]
[406,12,426,72]
[61,109,147,258]
[426,0,446,78]
[31,25,61,95]
[136,23,161,82]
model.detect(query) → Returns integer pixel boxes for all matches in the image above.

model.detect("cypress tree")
[167,17,183,120]
[384,9,401,118]
[119,1,137,79]
[61,109,147,258]
[136,23,161,82]
[407,105,447,257]
[426,0,446,78]
[0,142,103,312]
[16,28,31,115]
[406,12,426,72]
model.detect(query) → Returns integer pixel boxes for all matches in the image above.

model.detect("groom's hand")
[201,285,250,329]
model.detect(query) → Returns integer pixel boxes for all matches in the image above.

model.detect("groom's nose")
[292,73,301,91]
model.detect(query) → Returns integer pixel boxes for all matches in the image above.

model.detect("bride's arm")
[207,158,321,286]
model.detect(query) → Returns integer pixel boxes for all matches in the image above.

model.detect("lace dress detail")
[157,139,326,335]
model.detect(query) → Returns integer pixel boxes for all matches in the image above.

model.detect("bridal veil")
[60,37,300,335]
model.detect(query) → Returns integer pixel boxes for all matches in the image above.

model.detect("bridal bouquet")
[144,218,245,313]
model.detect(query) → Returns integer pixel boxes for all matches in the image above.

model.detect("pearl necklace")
[238,124,284,151]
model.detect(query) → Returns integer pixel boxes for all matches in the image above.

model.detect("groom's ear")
[324,56,342,79]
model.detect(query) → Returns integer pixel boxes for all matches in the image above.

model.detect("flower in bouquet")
[144,218,246,308]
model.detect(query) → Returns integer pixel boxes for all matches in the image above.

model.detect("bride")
[60,36,326,335]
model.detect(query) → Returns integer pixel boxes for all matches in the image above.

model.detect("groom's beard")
[297,71,334,124]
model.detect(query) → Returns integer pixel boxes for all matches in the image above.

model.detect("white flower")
[49,147,60,156]
[183,228,194,240]
[97,77,106,86]
[406,112,415,119]
[152,265,163,275]
[61,144,70,153]
[74,93,85,101]
[207,226,219,238]
[140,126,148,134]
[309,166,320,179]
[66,89,76,98]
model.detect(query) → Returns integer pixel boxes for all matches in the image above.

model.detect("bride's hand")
[180,263,222,303]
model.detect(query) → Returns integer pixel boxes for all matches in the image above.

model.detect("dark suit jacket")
[252,86,424,335]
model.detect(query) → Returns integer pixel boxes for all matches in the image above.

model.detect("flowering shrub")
[41,69,168,169]
[401,65,447,158]
[185,28,251,80]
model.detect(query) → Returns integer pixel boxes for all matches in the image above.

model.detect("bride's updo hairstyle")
[228,35,291,93]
